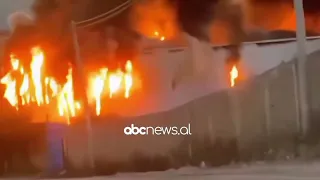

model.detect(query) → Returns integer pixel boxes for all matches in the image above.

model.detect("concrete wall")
[64,90,236,171]
[100,38,320,116]
[59,38,320,172]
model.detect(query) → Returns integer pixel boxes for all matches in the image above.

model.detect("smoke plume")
[7,11,34,32]
[131,0,246,45]
[130,0,178,40]
[129,0,248,89]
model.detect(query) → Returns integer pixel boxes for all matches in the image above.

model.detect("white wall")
[115,38,320,116]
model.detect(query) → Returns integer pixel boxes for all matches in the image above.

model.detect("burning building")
[1,0,320,175]
[0,0,248,121]
[1,2,141,121]
[0,1,139,174]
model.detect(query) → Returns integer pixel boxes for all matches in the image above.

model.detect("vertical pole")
[292,64,301,133]
[293,0,309,136]
[228,89,241,138]
[263,81,271,137]
[70,21,95,172]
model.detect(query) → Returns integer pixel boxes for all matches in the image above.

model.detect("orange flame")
[90,68,108,116]
[124,60,133,98]
[153,31,166,41]
[0,47,136,122]
[30,47,45,106]
[230,65,238,87]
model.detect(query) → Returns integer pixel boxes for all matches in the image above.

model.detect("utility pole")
[70,21,95,173]
[293,0,309,136]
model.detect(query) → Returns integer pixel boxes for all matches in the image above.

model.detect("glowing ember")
[153,31,166,41]
[230,65,238,87]
[0,47,136,122]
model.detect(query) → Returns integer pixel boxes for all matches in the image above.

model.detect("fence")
[59,39,320,174]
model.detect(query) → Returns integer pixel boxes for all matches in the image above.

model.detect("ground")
[41,161,320,180]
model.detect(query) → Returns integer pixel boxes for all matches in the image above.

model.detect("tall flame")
[0,47,136,122]
[124,61,133,98]
[30,47,44,106]
[230,65,238,87]
[91,68,108,116]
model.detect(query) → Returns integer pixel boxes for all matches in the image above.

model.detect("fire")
[230,65,238,87]
[30,47,45,106]
[160,36,165,41]
[0,72,18,109]
[109,70,123,98]
[0,47,135,122]
[91,68,107,116]
[124,60,133,98]
[57,68,80,120]
[88,61,134,116]
[153,31,166,41]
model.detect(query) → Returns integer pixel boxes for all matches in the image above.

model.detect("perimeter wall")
[47,38,320,173]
